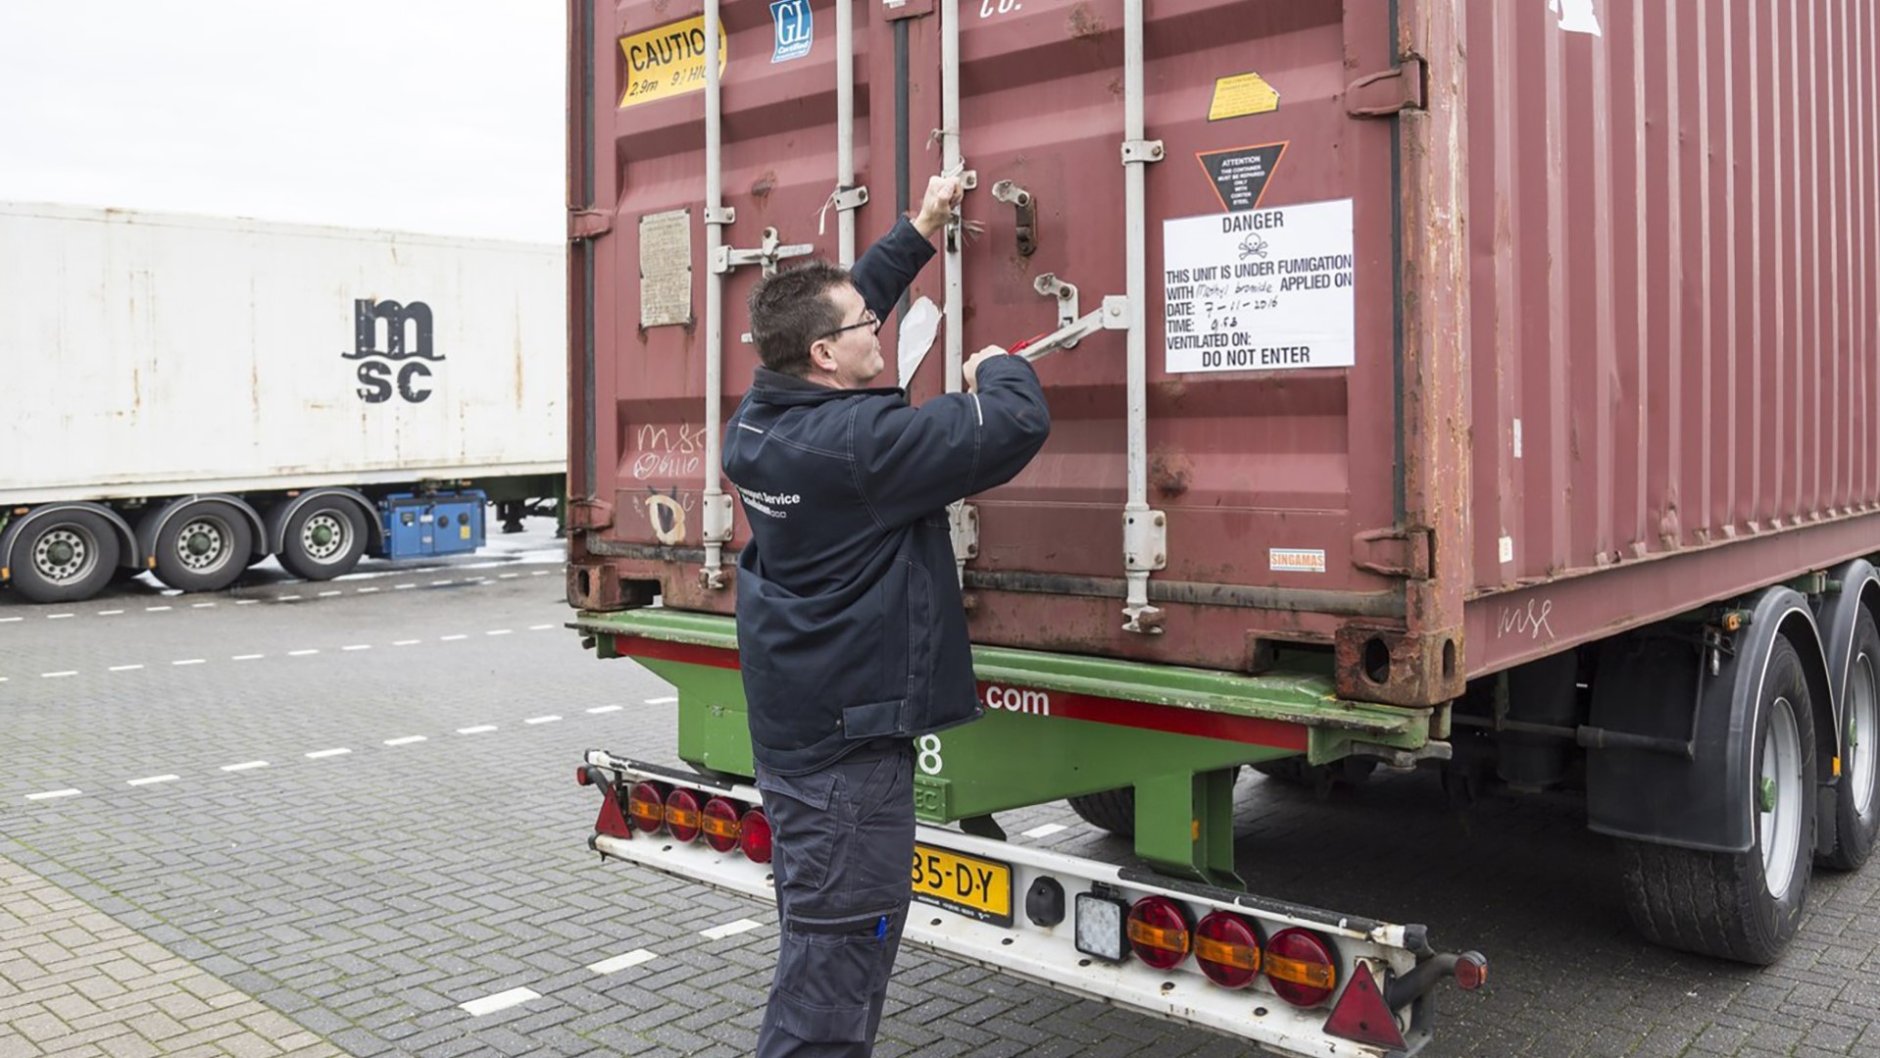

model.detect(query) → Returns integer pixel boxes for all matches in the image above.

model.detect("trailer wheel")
[1617,637,1816,965]
[7,510,121,604]
[280,501,366,581]
[150,502,254,593]
[1824,611,1880,870]
[1253,756,1377,797]
[1067,788,1136,837]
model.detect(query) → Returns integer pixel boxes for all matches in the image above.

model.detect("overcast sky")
[0,3,565,242]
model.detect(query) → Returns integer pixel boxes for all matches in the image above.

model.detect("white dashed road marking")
[440,635,468,642]
[524,716,561,725]
[701,919,762,941]
[146,606,172,612]
[587,950,657,975]
[26,789,81,802]
[393,640,420,647]
[384,736,428,746]
[459,988,541,1017]
[1022,823,1068,840]
[646,696,678,705]
[192,603,216,609]
[109,665,145,673]
[586,706,623,715]
[128,775,179,787]
[485,629,512,637]
[342,645,372,652]
[318,591,342,598]
[306,748,352,759]
[41,672,77,679]
[48,613,74,620]
[172,659,206,667]
[0,617,22,624]
[529,624,555,631]
[457,725,498,735]
[288,649,320,657]
[97,610,124,616]
[233,655,265,662]
[221,761,269,772]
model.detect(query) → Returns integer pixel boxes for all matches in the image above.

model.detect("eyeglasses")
[815,309,881,342]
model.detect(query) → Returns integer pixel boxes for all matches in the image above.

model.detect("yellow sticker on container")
[619,17,729,108]
[1208,72,1280,121]
[460,524,471,540]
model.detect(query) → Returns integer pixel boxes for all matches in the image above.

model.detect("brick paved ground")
[0,854,343,1058]
[4,524,1880,1057]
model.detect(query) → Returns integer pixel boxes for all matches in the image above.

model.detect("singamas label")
[1162,199,1355,374]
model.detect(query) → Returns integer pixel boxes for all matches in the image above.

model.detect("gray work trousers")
[753,743,915,1058]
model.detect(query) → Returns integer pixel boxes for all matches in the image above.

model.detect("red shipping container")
[568,0,1880,709]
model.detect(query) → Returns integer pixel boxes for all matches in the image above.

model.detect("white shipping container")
[0,203,566,504]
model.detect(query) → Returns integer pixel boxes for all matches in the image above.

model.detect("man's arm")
[849,175,962,319]
[850,354,1050,529]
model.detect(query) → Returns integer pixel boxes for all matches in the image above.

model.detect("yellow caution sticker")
[1208,72,1280,121]
[619,17,729,108]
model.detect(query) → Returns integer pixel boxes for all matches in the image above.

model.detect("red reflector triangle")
[1323,962,1407,1051]
[596,787,633,839]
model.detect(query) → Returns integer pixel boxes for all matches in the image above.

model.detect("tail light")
[738,809,773,863]
[1125,896,1192,970]
[1265,927,1338,1007]
[701,797,743,853]
[627,781,667,834]
[1194,911,1263,989]
[1454,951,1488,991]
[664,788,703,843]
[575,766,593,786]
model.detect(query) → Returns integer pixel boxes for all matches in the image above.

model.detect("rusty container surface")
[568,0,1880,707]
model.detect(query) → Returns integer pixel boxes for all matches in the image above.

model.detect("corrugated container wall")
[3,205,568,504]
[567,0,1880,707]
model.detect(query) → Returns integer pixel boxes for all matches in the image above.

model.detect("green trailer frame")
[574,609,1440,887]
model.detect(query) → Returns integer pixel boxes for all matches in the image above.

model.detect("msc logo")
[343,299,442,404]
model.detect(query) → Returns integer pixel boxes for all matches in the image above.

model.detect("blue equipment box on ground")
[381,491,487,559]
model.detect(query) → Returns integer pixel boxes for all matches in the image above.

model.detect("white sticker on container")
[1512,418,1523,459]
[1163,199,1355,374]
[1270,548,1326,574]
[1499,536,1515,564]
[639,210,693,328]
[1549,0,1602,36]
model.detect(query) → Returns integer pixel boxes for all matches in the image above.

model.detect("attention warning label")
[1162,199,1356,374]
[1198,143,1286,212]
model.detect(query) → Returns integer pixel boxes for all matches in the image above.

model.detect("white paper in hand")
[895,296,942,386]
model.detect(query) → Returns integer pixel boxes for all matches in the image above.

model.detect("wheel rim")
[1760,696,1805,901]
[300,512,349,563]
[1851,653,1878,823]
[33,526,98,585]
[174,518,233,574]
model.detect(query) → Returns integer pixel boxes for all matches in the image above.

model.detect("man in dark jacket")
[724,174,1051,1058]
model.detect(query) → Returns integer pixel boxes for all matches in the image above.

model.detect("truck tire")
[1067,788,1136,837]
[1824,610,1880,870]
[7,510,121,604]
[1617,637,1816,965]
[1253,756,1377,797]
[280,501,367,581]
[150,502,254,593]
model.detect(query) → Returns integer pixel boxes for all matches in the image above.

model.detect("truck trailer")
[0,204,566,604]
[569,0,1878,1053]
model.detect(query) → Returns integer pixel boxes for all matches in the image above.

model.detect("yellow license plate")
[911,844,1013,927]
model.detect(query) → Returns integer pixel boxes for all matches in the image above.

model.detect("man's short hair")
[747,259,852,376]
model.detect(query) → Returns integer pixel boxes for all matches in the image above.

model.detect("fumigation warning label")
[1163,199,1355,374]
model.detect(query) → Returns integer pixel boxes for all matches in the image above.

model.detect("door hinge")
[1351,526,1433,579]
[569,498,615,531]
[1346,57,1427,118]
[570,208,614,241]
